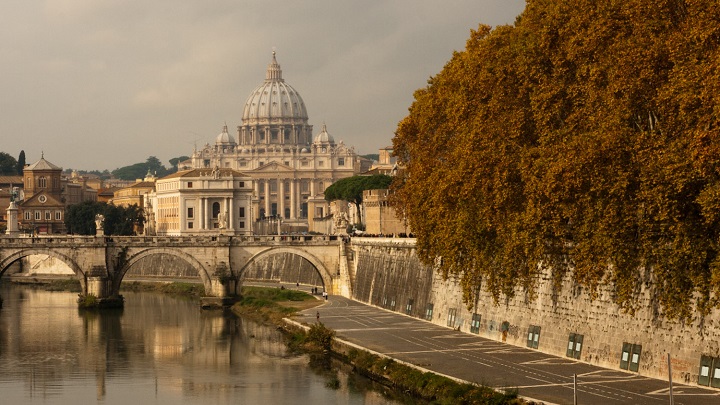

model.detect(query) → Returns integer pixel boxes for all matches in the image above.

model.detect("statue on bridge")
[95,214,105,236]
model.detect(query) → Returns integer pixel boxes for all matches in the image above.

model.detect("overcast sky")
[0,0,526,171]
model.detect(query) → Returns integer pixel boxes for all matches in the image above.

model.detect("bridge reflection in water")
[0,284,401,404]
[0,235,349,308]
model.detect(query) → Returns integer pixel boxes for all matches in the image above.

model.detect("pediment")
[251,161,294,172]
[21,192,64,207]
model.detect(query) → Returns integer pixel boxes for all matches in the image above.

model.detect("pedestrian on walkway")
[316,311,320,322]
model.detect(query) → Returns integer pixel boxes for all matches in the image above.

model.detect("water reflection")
[0,283,404,404]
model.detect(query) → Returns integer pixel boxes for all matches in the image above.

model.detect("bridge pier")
[200,265,240,309]
[78,266,124,309]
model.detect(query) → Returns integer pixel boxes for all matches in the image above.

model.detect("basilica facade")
[189,52,372,232]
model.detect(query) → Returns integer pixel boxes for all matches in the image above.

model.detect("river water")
[0,282,405,405]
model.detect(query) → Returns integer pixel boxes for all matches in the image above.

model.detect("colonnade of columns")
[189,197,236,231]
[237,124,312,146]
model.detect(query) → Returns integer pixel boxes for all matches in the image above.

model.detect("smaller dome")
[216,124,236,145]
[301,147,309,153]
[313,123,334,144]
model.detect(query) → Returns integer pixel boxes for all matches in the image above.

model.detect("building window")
[239,161,248,167]
[447,308,457,328]
[300,203,308,219]
[698,355,720,387]
[187,207,194,218]
[301,160,309,167]
[55,211,62,220]
[620,343,642,372]
[24,212,31,220]
[239,181,245,188]
[38,176,47,188]
[316,207,324,218]
[271,203,277,216]
[35,211,41,220]
[301,181,309,193]
[187,222,194,229]
[239,207,245,218]
[470,313,481,334]
[187,182,193,188]
[425,303,434,321]
[45,210,52,220]
[239,221,245,228]
[270,181,277,193]
[284,207,290,219]
[319,161,324,167]
[567,334,584,359]
[338,158,345,166]
[527,325,541,349]
[284,161,290,166]
[212,202,220,219]
[284,181,290,193]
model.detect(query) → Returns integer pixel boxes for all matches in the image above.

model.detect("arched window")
[212,202,220,219]
[38,176,47,188]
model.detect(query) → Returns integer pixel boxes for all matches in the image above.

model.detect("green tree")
[65,201,103,235]
[65,201,144,235]
[112,156,170,180]
[169,156,190,172]
[324,174,392,223]
[0,152,18,175]
[16,150,25,175]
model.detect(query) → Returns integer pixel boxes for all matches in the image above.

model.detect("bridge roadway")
[302,295,720,405]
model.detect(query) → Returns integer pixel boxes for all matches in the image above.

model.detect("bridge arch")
[0,248,88,292]
[238,247,334,291]
[116,248,214,293]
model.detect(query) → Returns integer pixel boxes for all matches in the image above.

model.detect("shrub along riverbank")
[232,287,525,405]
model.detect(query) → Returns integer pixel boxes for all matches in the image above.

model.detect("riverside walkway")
[300,295,720,405]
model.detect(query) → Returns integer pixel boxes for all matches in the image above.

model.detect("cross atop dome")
[266,50,283,82]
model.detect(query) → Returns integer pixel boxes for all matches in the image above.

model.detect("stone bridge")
[0,235,349,308]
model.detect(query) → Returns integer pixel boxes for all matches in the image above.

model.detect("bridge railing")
[0,234,342,247]
[0,236,101,246]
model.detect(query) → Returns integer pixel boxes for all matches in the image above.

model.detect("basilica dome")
[215,124,235,144]
[241,52,308,124]
[314,123,335,144]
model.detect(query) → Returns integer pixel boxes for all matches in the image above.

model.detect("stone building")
[111,171,156,208]
[362,189,408,236]
[149,167,252,236]
[189,52,372,232]
[18,155,66,234]
[12,155,97,235]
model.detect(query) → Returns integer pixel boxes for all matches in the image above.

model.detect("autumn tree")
[392,0,720,320]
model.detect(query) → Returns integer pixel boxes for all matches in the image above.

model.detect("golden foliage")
[391,0,720,320]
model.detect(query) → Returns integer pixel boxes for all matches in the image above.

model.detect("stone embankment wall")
[348,237,718,386]
[242,253,325,288]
